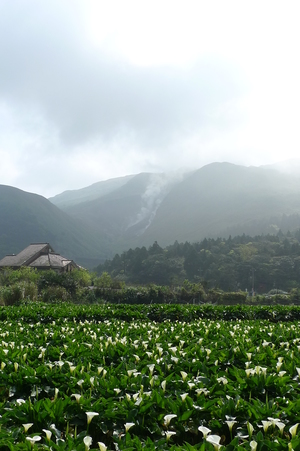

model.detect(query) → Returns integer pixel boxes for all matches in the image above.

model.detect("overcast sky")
[0,0,300,197]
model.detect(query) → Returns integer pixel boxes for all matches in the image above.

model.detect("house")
[0,243,79,273]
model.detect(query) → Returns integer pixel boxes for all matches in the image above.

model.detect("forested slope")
[96,231,300,293]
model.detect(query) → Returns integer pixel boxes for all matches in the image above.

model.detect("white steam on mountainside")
[128,171,187,234]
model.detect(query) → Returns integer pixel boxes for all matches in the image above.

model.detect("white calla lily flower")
[125,422,135,433]
[164,414,177,427]
[198,425,211,438]
[86,411,99,425]
[83,435,92,451]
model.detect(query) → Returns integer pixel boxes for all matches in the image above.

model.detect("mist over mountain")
[2,162,300,268]
[53,172,188,246]
[50,161,300,252]
[139,162,300,246]
[49,175,135,209]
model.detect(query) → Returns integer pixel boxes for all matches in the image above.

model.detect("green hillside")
[0,185,109,267]
[97,230,300,293]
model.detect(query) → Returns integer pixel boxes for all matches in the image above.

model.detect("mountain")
[139,162,300,246]
[54,171,188,253]
[2,162,300,268]
[49,174,135,208]
[0,185,110,267]
[49,162,300,254]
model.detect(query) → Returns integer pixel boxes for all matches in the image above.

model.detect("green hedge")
[1,302,300,323]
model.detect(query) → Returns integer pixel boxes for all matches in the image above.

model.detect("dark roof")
[0,243,77,270]
[29,253,73,269]
[0,243,53,267]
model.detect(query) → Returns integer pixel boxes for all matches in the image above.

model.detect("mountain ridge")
[2,161,300,268]
[0,184,110,267]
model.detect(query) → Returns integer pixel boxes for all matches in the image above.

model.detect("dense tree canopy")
[95,230,300,292]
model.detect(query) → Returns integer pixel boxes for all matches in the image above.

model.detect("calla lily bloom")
[165,431,176,441]
[250,440,257,451]
[198,426,211,438]
[161,380,167,391]
[71,393,82,403]
[206,434,222,450]
[261,420,272,432]
[54,387,59,401]
[125,422,135,433]
[77,379,84,387]
[276,421,285,434]
[42,429,52,441]
[23,423,33,433]
[84,436,92,451]
[181,393,188,402]
[289,423,299,438]
[127,369,137,377]
[26,436,41,447]
[180,371,188,381]
[225,420,237,432]
[86,411,99,425]
[247,422,254,439]
[148,364,155,375]
[164,414,177,427]
[98,442,107,451]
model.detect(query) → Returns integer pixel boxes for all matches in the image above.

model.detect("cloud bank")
[0,1,300,196]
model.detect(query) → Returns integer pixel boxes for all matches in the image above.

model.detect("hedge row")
[1,302,300,323]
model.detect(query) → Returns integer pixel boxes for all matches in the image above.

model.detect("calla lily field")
[1,303,300,449]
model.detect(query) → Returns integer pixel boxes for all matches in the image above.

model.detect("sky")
[0,0,300,198]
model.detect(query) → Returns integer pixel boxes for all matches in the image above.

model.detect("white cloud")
[0,0,300,197]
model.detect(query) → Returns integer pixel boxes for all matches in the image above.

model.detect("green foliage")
[289,287,300,301]
[96,230,300,293]
[3,303,300,323]
[0,284,23,306]
[2,304,300,448]
[0,281,38,306]
[4,251,300,306]
[0,267,40,286]
[180,280,206,303]
[68,268,92,287]
[94,271,114,288]
[37,270,78,298]
[40,285,70,303]
[219,291,248,305]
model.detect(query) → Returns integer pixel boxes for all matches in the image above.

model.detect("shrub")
[206,289,223,304]
[37,271,78,298]
[76,287,105,304]
[220,291,248,304]
[0,284,23,306]
[40,286,70,303]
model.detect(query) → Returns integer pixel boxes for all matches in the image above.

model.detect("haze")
[0,0,299,197]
